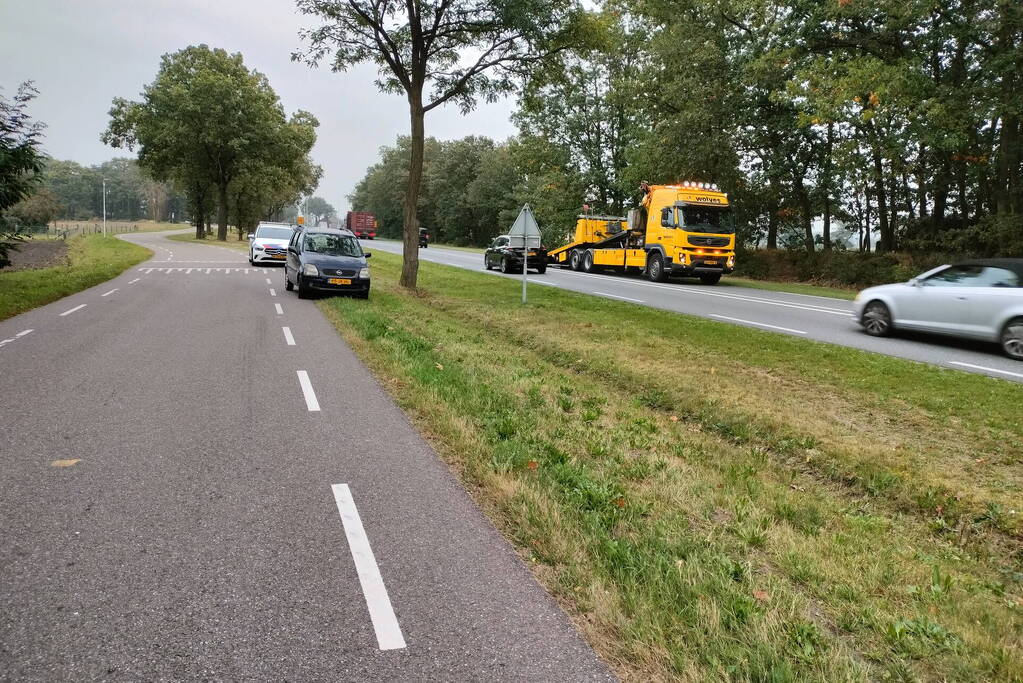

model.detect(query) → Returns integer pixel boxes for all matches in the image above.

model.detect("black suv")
[284,227,371,299]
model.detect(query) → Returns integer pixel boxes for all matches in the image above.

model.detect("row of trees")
[104,45,321,240]
[349,0,1022,260]
[32,158,185,224]
[350,135,584,247]
[514,0,1023,256]
[1,83,46,267]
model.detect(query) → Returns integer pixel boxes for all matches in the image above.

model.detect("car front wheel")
[862,300,892,336]
[1001,317,1023,360]
[284,269,294,291]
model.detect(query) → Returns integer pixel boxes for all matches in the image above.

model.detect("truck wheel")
[647,252,667,282]
[699,273,721,285]
[583,250,595,273]
[535,264,547,274]
[570,249,583,271]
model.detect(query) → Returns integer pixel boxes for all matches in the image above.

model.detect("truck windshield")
[681,206,734,234]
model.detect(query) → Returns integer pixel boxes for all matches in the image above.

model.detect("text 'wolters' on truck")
[547,182,736,285]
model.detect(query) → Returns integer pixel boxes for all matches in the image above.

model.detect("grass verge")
[721,276,857,300]
[0,235,151,321]
[318,252,1022,681]
[166,232,250,252]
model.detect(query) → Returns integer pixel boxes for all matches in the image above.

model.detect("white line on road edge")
[331,484,407,651]
[128,278,141,284]
[101,288,118,297]
[16,329,33,337]
[594,290,643,303]
[282,326,296,346]
[266,278,272,284]
[269,288,277,297]
[275,303,283,315]
[948,361,1023,380]
[59,304,87,317]
[296,370,320,411]
[711,314,807,335]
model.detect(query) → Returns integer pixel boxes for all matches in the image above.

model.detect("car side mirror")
[909,277,920,287]
[364,252,372,258]
[247,233,254,241]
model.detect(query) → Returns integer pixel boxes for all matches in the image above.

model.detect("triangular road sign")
[508,204,541,238]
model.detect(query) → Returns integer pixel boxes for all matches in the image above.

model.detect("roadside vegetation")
[167,232,249,251]
[319,251,1022,681]
[0,234,151,320]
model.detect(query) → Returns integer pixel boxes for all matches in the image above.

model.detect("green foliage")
[1,82,46,267]
[104,45,318,240]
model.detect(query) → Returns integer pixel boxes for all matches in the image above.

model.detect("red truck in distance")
[346,211,377,240]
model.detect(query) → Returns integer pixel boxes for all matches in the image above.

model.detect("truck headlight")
[302,263,319,276]
[359,267,370,279]
[727,255,735,268]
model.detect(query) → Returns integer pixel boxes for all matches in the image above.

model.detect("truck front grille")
[688,235,729,247]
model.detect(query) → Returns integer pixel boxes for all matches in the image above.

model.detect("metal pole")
[521,242,528,304]
[102,179,107,236]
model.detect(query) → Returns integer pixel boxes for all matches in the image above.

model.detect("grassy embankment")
[317,251,1022,681]
[0,234,152,321]
[385,239,857,300]
[166,232,249,251]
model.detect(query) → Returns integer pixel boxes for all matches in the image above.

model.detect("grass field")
[167,232,249,252]
[316,251,1022,681]
[0,234,152,320]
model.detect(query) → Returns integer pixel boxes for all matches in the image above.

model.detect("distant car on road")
[284,226,371,299]
[484,235,547,274]
[853,259,1023,359]
[248,222,296,265]
[419,227,429,248]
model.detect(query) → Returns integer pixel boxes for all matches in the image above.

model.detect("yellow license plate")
[703,260,718,265]
[328,278,352,285]
[272,254,286,259]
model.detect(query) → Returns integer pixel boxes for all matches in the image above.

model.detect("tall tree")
[104,45,309,240]
[296,0,593,288]
[1,82,46,267]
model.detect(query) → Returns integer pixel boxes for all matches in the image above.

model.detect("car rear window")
[256,227,293,240]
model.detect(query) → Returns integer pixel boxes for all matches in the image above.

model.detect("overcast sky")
[0,0,518,213]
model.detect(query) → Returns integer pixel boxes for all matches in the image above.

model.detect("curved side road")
[367,240,1023,383]
[0,231,612,681]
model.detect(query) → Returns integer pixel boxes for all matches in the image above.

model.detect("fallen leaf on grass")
[669,415,679,422]
[526,460,539,470]
[753,590,770,602]
[613,497,626,508]
[435,363,444,370]
[50,459,80,467]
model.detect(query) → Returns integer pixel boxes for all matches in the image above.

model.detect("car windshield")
[304,233,362,257]
[680,206,734,234]
[256,227,293,240]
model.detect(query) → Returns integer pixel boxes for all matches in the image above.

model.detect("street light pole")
[102,178,107,236]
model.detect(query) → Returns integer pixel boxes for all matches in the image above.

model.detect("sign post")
[507,204,542,304]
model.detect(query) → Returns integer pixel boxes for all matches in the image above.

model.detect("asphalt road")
[0,231,612,681]
[367,240,1023,383]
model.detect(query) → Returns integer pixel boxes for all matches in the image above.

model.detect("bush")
[734,249,952,288]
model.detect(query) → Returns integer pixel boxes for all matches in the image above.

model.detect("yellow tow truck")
[547,182,736,284]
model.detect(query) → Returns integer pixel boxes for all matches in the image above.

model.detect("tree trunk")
[766,200,778,249]
[195,213,204,240]
[216,182,229,241]
[796,177,814,253]
[822,122,834,251]
[871,141,892,251]
[400,90,426,289]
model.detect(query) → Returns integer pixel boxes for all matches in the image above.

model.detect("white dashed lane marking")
[275,303,283,315]
[101,288,118,297]
[711,314,807,335]
[296,371,320,411]
[282,326,296,346]
[331,484,407,651]
[59,304,87,317]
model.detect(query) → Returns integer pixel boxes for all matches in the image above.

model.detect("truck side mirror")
[660,208,673,227]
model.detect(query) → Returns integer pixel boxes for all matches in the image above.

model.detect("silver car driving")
[853,259,1023,359]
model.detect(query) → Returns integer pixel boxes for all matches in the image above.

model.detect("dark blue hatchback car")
[284,227,371,299]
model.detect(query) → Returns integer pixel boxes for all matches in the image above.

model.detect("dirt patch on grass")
[1,240,68,271]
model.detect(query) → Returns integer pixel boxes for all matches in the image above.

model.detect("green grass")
[0,234,152,321]
[166,232,249,251]
[317,251,1023,682]
[721,276,857,300]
